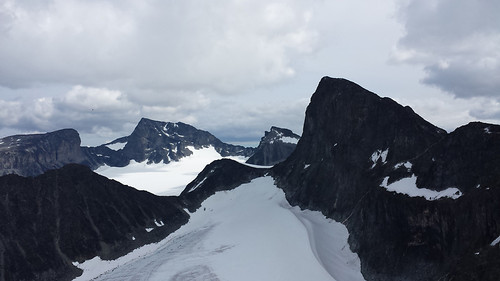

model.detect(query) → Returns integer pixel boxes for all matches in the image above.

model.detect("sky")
[0,0,499,146]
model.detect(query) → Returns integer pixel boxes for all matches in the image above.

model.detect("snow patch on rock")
[490,235,500,246]
[381,175,462,200]
[105,142,126,151]
[370,149,389,168]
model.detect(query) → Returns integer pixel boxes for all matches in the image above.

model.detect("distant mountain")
[84,118,256,168]
[0,164,189,281]
[0,129,88,177]
[246,126,300,166]
[0,118,257,177]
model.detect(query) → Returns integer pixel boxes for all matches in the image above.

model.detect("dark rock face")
[180,159,269,212]
[411,122,500,194]
[0,129,87,177]
[85,118,256,168]
[0,164,189,281]
[272,77,500,280]
[246,126,300,166]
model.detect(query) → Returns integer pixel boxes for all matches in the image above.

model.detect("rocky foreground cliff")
[271,77,500,280]
[0,164,189,281]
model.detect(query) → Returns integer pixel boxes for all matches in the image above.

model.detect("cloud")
[393,0,500,98]
[0,0,319,95]
[0,85,140,135]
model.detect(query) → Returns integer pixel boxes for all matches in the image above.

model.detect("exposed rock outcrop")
[246,126,300,166]
[84,118,256,168]
[0,129,87,177]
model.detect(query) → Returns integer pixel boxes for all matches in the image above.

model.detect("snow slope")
[73,177,364,281]
[95,146,248,196]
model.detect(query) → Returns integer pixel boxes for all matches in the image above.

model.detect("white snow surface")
[381,175,463,200]
[280,136,299,144]
[105,142,127,151]
[490,235,500,246]
[95,146,248,196]
[394,161,412,170]
[73,177,364,281]
[370,149,388,168]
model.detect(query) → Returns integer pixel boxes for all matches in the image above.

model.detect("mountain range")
[0,118,299,179]
[1,77,499,280]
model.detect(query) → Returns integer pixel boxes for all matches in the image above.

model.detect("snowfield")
[95,146,248,196]
[73,177,364,281]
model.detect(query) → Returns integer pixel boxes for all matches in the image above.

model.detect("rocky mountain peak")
[83,118,256,168]
[263,126,300,145]
[246,126,300,166]
[272,77,500,280]
[296,77,446,167]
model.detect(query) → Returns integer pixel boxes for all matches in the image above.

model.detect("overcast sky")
[0,0,499,146]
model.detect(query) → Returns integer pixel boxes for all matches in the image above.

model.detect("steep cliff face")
[0,164,189,281]
[272,77,500,280]
[246,126,300,166]
[0,129,87,177]
[273,77,446,218]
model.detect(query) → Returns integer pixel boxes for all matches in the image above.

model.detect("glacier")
[73,177,364,281]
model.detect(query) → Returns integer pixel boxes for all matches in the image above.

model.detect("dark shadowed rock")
[0,164,189,281]
[246,126,300,166]
[0,129,87,177]
[271,77,500,280]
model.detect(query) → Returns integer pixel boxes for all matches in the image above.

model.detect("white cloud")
[0,100,22,126]
[0,0,319,94]
[60,85,133,112]
[393,0,500,98]
[1,0,499,146]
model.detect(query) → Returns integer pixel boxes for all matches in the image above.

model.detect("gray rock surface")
[246,126,300,166]
[0,129,87,177]
[84,118,256,168]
